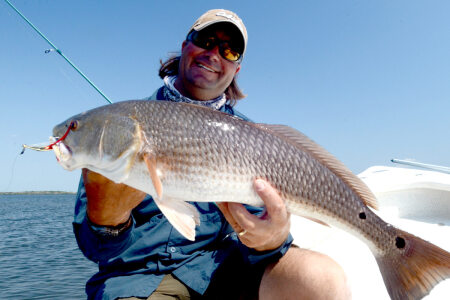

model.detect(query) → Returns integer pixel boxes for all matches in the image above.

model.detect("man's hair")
[158,55,246,106]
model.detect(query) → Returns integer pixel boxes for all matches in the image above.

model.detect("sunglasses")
[186,30,243,62]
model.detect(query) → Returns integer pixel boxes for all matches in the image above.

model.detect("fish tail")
[376,228,450,300]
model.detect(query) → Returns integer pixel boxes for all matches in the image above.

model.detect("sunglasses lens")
[189,31,212,49]
[197,36,215,50]
[188,31,242,62]
[221,48,240,62]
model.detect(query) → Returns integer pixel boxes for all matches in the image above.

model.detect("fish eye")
[70,120,79,131]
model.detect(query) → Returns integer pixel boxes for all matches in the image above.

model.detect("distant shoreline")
[0,191,76,195]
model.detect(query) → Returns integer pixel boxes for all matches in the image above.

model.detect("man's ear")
[235,64,241,75]
[182,40,187,51]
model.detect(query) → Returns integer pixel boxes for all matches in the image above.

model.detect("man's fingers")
[216,180,291,251]
[216,203,231,221]
[227,202,260,232]
[216,202,242,232]
[217,202,259,235]
[254,179,288,223]
[217,179,290,250]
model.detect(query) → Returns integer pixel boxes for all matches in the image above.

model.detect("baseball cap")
[188,9,248,56]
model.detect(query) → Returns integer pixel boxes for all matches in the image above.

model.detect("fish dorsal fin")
[255,124,378,210]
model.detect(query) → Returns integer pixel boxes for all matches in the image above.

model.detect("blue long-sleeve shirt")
[73,90,293,299]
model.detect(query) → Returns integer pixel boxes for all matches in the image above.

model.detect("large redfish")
[29,100,450,300]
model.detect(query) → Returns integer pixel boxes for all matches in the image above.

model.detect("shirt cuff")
[73,214,135,263]
[239,233,294,265]
[87,215,133,237]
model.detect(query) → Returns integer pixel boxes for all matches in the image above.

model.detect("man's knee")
[259,247,351,300]
[296,249,351,300]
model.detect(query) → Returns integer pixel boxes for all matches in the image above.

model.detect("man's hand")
[217,179,291,251]
[83,169,146,226]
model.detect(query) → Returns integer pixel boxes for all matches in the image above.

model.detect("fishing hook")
[21,121,75,154]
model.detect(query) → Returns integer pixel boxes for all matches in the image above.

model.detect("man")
[74,9,350,299]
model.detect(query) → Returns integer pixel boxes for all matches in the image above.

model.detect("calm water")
[0,194,97,299]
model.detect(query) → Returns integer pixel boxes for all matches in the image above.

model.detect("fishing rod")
[391,159,450,174]
[5,0,113,104]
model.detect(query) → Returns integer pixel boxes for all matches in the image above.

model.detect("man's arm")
[73,169,146,263]
[82,169,146,226]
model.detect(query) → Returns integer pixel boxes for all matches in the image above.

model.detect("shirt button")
[169,247,177,253]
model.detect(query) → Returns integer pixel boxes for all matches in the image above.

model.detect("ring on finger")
[238,229,247,237]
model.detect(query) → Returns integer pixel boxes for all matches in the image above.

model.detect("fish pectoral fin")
[301,215,331,227]
[142,153,200,240]
[153,196,200,241]
[143,153,163,198]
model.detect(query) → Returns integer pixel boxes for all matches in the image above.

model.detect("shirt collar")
[163,76,227,110]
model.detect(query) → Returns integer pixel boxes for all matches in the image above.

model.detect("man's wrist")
[242,233,294,265]
[87,214,133,237]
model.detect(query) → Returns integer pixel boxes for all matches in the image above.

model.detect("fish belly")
[123,161,264,206]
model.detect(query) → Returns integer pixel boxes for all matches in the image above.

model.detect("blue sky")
[1,0,449,192]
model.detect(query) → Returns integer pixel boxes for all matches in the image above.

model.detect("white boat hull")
[290,166,450,299]
[359,166,450,225]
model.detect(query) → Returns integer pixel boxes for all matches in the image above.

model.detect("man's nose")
[204,45,221,61]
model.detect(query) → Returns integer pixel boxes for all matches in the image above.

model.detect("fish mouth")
[49,136,72,163]
[21,137,73,164]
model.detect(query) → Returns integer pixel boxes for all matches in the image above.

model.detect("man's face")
[176,25,242,100]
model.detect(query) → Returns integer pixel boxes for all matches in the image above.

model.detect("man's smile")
[196,62,218,73]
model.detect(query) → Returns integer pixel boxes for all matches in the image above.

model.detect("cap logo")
[215,11,244,34]
[216,11,236,21]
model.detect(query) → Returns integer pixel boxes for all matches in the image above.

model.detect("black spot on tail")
[359,212,366,219]
[395,236,406,249]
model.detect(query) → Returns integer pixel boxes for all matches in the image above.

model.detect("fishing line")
[5,0,113,104]
[4,151,21,192]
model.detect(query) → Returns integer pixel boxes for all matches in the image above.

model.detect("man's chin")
[188,75,220,90]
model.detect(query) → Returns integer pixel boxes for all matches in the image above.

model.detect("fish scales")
[137,101,380,239]
[117,101,396,262]
[38,100,450,300]
[146,105,311,197]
